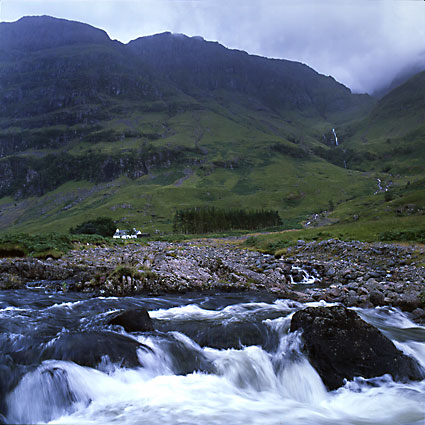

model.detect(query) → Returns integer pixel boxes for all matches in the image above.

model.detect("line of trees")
[173,207,282,234]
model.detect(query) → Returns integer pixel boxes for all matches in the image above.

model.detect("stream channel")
[1,289,425,424]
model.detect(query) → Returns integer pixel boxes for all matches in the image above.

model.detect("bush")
[70,217,116,237]
[384,191,394,202]
[379,229,425,243]
[244,236,258,247]
[0,233,73,258]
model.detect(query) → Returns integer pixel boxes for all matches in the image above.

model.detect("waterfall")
[375,178,384,194]
[332,128,338,146]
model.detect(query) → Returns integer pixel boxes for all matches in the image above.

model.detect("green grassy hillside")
[0,17,423,239]
[339,71,425,175]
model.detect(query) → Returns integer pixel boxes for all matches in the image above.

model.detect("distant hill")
[0,16,422,235]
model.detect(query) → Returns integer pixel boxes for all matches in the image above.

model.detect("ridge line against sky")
[1,0,425,94]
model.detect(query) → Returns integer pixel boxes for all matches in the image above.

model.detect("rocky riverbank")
[0,238,424,320]
[285,239,425,319]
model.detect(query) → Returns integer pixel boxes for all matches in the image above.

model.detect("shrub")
[384,191,394,202]
[379,230,425,243]
[70,217,116,237]
[0,233,73,258]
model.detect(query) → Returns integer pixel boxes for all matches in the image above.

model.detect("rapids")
[0,289,424,425]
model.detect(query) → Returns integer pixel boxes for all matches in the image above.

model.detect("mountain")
[0,16,110,51]
[0,16,422,235]
[344,70,425,175]
[127,32,370,119]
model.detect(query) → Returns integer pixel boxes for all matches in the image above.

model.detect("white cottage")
[113,228,142,239]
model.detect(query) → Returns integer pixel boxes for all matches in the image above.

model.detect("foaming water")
[0,290,424,424]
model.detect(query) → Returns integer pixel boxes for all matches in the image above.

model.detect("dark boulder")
[157,334,216,375]
[369,290,385,306]
[156,319,269,350]
[395,293,421,312]
[196,321,267,350]
[40,331,150,368]
[290,306,424,390]
[0,354,27,417]
[107,308,154,332]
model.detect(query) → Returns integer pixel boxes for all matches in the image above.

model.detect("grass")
[0,148,420,237]
[0,233,111,258]
[0,61,424,238]
[242,214,425,254]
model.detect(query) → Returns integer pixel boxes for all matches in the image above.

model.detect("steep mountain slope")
[343,70,425,175]
[0,16,391,234]
[127,32,371,121]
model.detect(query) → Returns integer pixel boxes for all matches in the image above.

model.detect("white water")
[289,265,318,284]
[374,178,392,194]
[2,294,425,425]
[332,128,338,146]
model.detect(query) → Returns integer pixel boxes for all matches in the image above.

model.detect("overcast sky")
[1,0,425,94]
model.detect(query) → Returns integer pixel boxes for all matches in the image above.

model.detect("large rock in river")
[40,331,150,368]
[107,308,154,332]
[290,306,424,390]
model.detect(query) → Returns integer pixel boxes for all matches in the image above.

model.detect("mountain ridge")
[0,16,111,51]
[0,16,370,118]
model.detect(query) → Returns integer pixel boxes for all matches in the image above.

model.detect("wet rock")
[40,331,150,368]
[345,294,360,307]
[395,293,421,312]
[0,354,26,417]
[411,308,425,323]
[196,321,268,349]
[0,273,25,289]
[327,287,342,298]
[369,290,385,306]
[156,320,267,350]
[358,287,369,296]
[158,334,216,375]
[290,306,424,390]
[107,308,154,332]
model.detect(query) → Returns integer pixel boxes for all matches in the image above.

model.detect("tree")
[70,217,116,237]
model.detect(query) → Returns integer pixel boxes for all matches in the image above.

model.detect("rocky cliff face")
[127,32,369,116]
[0,44,165,123]
[0,146,199,198]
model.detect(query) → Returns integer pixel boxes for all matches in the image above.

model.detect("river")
[1,289,424,424]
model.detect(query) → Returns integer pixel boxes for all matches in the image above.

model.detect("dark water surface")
[0,289,424,424]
